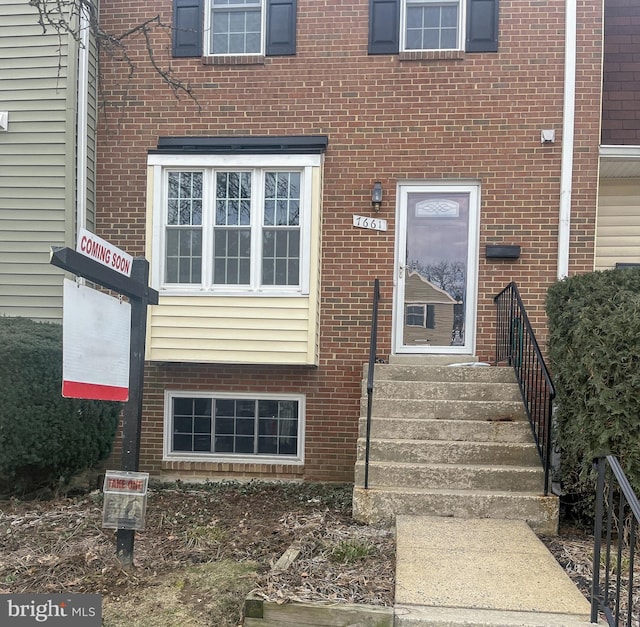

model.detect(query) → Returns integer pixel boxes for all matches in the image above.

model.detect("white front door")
[394,183,480,355]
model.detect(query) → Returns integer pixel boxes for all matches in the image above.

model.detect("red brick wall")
[98,0,602,482]
[602,0,640,145]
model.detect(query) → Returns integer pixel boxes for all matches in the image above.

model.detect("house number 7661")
[352,215,388,232]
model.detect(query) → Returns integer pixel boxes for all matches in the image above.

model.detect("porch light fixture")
[372,181,383,211]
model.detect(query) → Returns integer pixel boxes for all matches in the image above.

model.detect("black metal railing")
[494,282,555,495]
[364,278,380,490]
[592,455,640,625]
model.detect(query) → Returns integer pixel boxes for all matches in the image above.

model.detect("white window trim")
[400,0,466,52]
[204,0,267,57]
[163,390,306,464]
[149,153,320,296]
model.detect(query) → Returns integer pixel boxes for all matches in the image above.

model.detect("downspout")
[557,0,578,280]
[76,8,90,234]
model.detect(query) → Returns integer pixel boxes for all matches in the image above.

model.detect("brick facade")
[602,0,640,145]
[97,0,603,482]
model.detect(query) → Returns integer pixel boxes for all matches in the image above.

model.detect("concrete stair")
[352,356,559,535]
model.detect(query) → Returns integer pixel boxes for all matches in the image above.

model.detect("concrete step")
[364,399,526,421]
[367,363,517,384]
[358,417,533,442]
[352,487,558,535]
[358,438,541,466]
[355,461,544,492]
[388,355,480,365]
[364,380,522,402]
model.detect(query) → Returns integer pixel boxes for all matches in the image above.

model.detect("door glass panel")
[403,192,469,348]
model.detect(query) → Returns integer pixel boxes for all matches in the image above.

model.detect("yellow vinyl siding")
[145,166,321,365]
[147,296,316,364]
[596,179,640,270]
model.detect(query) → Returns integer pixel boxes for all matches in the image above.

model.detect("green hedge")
[0,317,120,495]
[546,268,640,502]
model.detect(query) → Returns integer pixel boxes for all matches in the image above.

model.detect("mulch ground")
[8,481,635,625]
[0,482,395,613]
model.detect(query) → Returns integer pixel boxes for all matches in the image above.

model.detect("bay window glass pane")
[213,229,251,284]
[264,172,300,226]
[262,230,300,285]
[165,228,202,283]
[216,172,251,225]
[166,171,203,284]
[167,172,202,225]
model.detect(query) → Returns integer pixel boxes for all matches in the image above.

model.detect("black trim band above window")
[151,135,329,155]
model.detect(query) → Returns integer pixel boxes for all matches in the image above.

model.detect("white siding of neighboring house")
[0,1,81,321]
[595,178,640,270]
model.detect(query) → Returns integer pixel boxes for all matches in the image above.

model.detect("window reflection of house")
[404,271,460,346]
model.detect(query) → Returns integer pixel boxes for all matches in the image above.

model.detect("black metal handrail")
[592,455,640,625]
[364,278,380,490]
[494,282,555,495]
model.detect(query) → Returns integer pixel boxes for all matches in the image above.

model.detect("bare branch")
[28,0,199,106]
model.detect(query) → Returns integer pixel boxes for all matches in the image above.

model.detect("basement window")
[164,391,305,463]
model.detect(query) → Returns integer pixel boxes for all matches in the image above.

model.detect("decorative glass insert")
[169,395,300,457]
[165,171,203,284]
[211,0,262,55]
[405,0,459,50]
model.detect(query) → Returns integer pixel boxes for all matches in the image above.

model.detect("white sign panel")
[352,215,388,232]
[62,279,131,401]
[76,228,133,277]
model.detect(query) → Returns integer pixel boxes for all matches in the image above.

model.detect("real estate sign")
[62,278,131,401]
[76,227,133,277]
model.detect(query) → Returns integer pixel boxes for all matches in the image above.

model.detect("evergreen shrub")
[0,317,120,495]
[546,268,640,505]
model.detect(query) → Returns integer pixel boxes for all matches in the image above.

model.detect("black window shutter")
[266,0,297,56]
[173,0,203,58]
[466,0,499,53]
[368,0,400,55]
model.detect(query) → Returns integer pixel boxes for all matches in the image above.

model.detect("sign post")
[50,241,159,567]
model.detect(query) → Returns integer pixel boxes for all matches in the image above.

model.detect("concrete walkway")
[394,516,600,626]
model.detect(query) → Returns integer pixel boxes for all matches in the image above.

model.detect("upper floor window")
[369,0,499,55]
[404,0,460,50]
[210,0,263,55]
[173,0,297,58]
